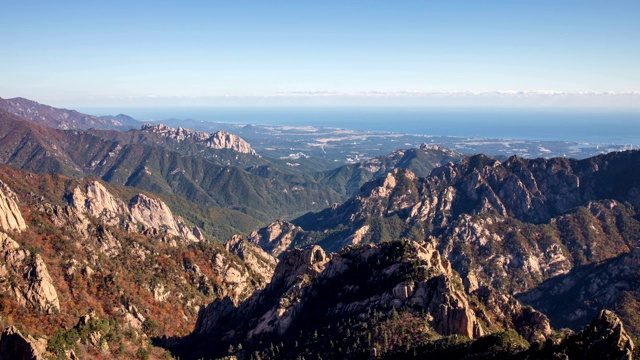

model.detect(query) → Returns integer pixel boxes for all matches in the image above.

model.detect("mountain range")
[0,96,636,359]
[0,102,462,238]
[0,97,141,130]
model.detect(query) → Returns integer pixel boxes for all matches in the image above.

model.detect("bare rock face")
[119,303,146,330]
[25,254,60,313]
[0,326,46,360]
[224,235,277,283]
[141,123,257,155]
[0,181,27,232]
[40,203,91,239]
[424,274,483,338]
[207,131,256,155]
[0,232,28,268]
[272,245,329,288]
[342,224,370,247]
[70,181,125,226]
[129,194,202,242]
[129,194,177,230]
[0,232,60,313]
[474,286,552,343]
[152,283,171,303]
[209,250,266,303]
[70,181,203,243]
[248,220,298,258]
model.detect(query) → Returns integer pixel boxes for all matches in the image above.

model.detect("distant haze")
[2,1,640,109]
[79,107,640,145]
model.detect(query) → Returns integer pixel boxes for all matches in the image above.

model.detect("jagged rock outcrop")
[181,241,543,359]
[518,246,640,334]
[70,180,125,226]
[248,220,298,258]
[69,181,203,243]
[24,254,60,313]
[181,243,267,304]
[0,326,46,360]
[542,310,635,360]
[472,285,552,343]
[224,235,277,283]
[129,194,202,242]
[281,152,640,297]
[0,232,60,313]
[210,252,260,303]
[0,181,27,232]
[576,310,634,359]
[123,304,146,330]
[141,123,257,155]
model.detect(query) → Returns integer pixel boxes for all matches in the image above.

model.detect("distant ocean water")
[86,107,640,145]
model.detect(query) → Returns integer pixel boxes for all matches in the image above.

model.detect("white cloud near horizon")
[5,90,640,110]
[274,90,640,97]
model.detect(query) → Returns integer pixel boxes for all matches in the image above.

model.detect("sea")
[83,107,640,145]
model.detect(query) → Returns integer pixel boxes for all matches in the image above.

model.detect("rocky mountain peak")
[272,245,329,287]
[419,143,460,157]
[224,234,277,283]
[70,180,125,223]
[574,310,634,359]
[248,220,299,258]
[70,181,203,243]
[130,194,190,238]
[141,123,257,155]
[26,254,61,313]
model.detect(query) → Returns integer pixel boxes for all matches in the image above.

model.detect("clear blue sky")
[1,0,639,108]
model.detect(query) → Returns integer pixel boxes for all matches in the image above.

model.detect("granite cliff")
[0,166,276,359]
[140,123,258,155]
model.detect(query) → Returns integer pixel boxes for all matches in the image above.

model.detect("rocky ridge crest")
[264,152,640,296]
[0,96,138,130]
[177,240,559,359]
[70,181,203,243]
[247,220,299,258]
[224,235,277,284]
[141,123,257,155]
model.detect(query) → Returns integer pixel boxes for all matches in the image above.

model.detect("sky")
[1,0,639,109]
